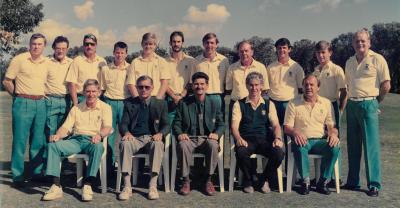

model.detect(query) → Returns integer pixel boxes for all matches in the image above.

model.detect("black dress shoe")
[367,187,379,197]
[341,184,361,190]
[12,181,27,188]
[316,183,331,195]
[300,183,310,195]
[327,179,343,188]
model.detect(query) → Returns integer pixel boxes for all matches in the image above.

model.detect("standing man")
[42,79,112,201]
[100,41,130,174]
[45,36,73,137]
[3,33,49,186]
[231,72,284,193]
[284,75,340,195]
[118,75,169,200]
[226,40,269,123]
[165,31,197,123]
[172,72,225,196]
[195,33,229,116]
[313,40,347,184]
[343,28,391,197]
[66,34,108,106]
[126,33,170,99]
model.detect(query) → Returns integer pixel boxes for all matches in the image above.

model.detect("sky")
[28,0,400,57]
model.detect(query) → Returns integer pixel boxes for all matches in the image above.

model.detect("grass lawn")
[0,92,399,207]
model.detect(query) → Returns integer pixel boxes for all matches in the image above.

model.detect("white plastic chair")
[228,135,283,193]
[62,136,109,193]
[170,135,225,192]
[115,134,170,193]
[286,137,340,193]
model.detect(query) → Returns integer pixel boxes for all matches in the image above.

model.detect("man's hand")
[236,137,248,147]
[327,134,340,147]
[293,129,307,146]
[122,132,134,141]
[152,133,163,141]
[91,134,102,144]
[272,138,283,148]
[178,133,190,141]
[173,95,182,105]
[49,134,61,142]
[208,133,219,140]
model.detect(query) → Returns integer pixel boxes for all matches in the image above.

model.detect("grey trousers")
[119,135,164,175]
[177,136,219,177]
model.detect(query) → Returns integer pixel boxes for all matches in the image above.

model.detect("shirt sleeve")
[61,106,77,133]
[261,64,270,90]
[65,58,79,84]
[126,61,137,85]
[376,55,391,83]
[100,69,107,91]
[225,65,233,91]
[159,58,171,80]
[324,101,335,127]
[231,101,242,130]
[5,55,21,79]
[336,65,346,90]
[102,103,113,128]
[296,64,305,89]
[268,101,279,125]
[283,101,295,127]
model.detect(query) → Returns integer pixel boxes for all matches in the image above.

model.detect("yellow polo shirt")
[166,53,196,94]
[65,54,108,94]
[101,61,130,100]
[226,59,269,101]
[5,52,49,95]
[195,53,229,94]
[126,53,171,96]
[61,99,112,136]
[312,61,346,102]
[345,50,391,98]
[231,96,279,129]
[45,57,73,95]
[283,95,335,138]
[267,59,304,101]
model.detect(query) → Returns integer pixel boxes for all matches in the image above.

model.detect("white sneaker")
[43,184,63,201]
[81,184,94,201]
[148,186,159,200]
[118,187,132,201]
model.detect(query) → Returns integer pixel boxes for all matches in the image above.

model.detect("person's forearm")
[339,88,348,112]
[99,126,113,139]
[272,124,282,140]
[55,127,69,139]
[283,125,295,137]
[156,79,169,99]
[128,84,139,98]
[2,79,15,96]
[377,80,391,103]
[231,126,242,142]
[327,125,338,137]
[68,82,78,105]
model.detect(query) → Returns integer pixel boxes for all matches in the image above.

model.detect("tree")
[184,45,203,58]
[331,32,354,70]
[291,39,316,74]
[66,46,84,59]
[217,46,236,64]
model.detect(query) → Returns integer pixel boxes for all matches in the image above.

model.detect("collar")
[26,52,47,64]
[138,53,159,62]
[277,58,295,66]
[82,54,101,63]
[316,61,333,71]
[79,99,102,110]
[50,56,72,65]
[109,61,128,70]
[198,52,223,62]
[167,53,190,62]
[301,95,322,104]
[245,96,265,108]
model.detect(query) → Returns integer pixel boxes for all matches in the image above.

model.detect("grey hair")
[83,79,100,91]
[353,28,371,40]
[246,72,264,85]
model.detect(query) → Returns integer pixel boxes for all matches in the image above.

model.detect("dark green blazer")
[172,95,225,138]
[119,96,170,137]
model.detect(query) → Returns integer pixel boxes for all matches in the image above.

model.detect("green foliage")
[291,39,316,75]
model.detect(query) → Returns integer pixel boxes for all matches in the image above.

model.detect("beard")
[172,46,182,53]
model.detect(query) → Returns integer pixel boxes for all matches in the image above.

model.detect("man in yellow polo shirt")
[312,40,347,185]
[165,31,197,124]
[126,32,170,99]
[343,29,391,197]
[42,79,112,201]
[100,41,130,173]
[3,33,49,186]
[226,40,269,123]
[45,36,73,136]
[194,33,229,117]
[66,34,108,106]
[284,75,340,195]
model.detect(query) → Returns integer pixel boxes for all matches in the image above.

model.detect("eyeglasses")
[84,42,96,47]
[137,85,152,90]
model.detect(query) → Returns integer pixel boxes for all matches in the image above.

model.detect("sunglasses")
[84,42,96,47]
[137,85,152,90]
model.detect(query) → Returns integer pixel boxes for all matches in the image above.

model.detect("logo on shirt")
[365,64,369,70]
[185,65,188,69]
[262,110,266,116]
[288,71,292,77]
[320,109,324,114]
[155,119,159,124]
[212,118,216,123]
[326,73,330,77]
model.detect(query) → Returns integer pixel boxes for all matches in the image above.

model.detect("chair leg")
[116,160,122,193]
[277,164,283,193]
[228,152,236,192]
[334,160,340,193]
[314,158,321,181]
[163,153,170,193]
[286,152,295,192]
[218,155,225,192]
[100,156,107,193]
[132,158,139,186]
[76,159,83,187]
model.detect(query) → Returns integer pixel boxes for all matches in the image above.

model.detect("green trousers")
[45,96,70,136]
[346,99,381,189]
[293,139,340,181]
[104,97,124,166]
[46,135,104,177]
[11,97,47,181]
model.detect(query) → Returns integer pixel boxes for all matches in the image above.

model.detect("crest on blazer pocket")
[212,118,216,123]
[262,110,266,115]
[155,119,160,124]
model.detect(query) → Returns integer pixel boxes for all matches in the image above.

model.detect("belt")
[16,94,44,100]
[46,94,66,98]
[349,96,376,101]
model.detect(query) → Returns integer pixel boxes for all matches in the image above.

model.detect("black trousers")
[235,135,284,186]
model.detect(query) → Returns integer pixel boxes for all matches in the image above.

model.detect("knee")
[206,140,219,151]
[272,147,285,161]
[235,146,249,159]
[94,143,104,153]
[330,146,340,157]
[151,140,164,150]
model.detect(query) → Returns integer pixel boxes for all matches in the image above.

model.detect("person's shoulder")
[266,60,279,69]
[229,61,241,69]
[369,50,386,63]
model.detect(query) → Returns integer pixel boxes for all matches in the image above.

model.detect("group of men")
[3,28,390,202]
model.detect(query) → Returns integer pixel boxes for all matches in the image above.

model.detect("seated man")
[42,79,112,201]
[118,75,169,200]
[284,75,340,195]
[172,72,225,196]
[231,72,284,194]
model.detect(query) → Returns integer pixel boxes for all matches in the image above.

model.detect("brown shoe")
[179,181,191,196]
[205,181,216,196]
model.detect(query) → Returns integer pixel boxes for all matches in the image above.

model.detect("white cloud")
[166,23,222,42]
[122,24,164,45]
[259,0,281,12]
[184,4,230,23]
[34,19,116,48]
[301,0,342,13]
[74,0,95,21]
